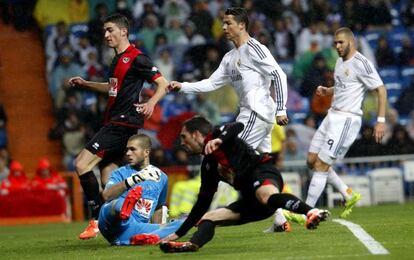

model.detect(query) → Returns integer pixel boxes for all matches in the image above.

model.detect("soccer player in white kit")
[305,27,387,218]
[167,7,290,231]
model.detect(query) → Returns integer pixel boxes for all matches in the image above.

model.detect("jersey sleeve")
[214,122,244,143]
[356,57,384,90]
[157,171,168,207]
[174,158,218,237]
[132,54,162,83]
[104,169,123,190]
[248,41,288,116]
[181,55,231,93]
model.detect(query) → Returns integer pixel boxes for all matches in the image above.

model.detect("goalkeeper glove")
[125,166,161,188]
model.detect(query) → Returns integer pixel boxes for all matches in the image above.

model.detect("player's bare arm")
[68,76,110,93]
[135,76,169,119]
[102,181,128,201]
[373,85,387,143]
[316,85,334,96]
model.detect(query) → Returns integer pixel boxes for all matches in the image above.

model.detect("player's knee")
[75,157,88,174]
[307,153,317,169]
[256,185,279,205]
[313,157,330,172]
[75,153,95,175]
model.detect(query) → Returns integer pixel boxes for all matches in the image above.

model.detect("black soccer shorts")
[226,162,284,224]
[85,123,137,166]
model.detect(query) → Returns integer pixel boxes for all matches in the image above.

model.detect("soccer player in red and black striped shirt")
[159,116,330,253]
[68,14,169,240]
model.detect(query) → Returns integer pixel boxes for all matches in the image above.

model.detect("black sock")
[267,193,312,215]
[190,220,216,248]
[79,171,102,219]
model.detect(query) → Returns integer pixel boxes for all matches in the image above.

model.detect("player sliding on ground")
[159,116,329,253]
[98,134,183,245]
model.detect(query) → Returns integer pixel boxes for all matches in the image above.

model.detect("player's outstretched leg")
[263,208,292,233]
[284,210,306,225]
[305,208,330,230]
[340,191,361,218]
[160,241,199,253]
[120,186,143,220]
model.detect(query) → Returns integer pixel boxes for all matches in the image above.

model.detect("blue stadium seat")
[387,28,407,54]
[385,81,403,106]
[69,23,89,38]
[364,31,383,50]
[401,66,414,88]
[289,112,308,124]
[279,60,294,78]
[378,66,400,78]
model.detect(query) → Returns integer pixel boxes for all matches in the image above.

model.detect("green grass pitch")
[1,203,413,259]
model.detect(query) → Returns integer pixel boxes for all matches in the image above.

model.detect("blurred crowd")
[1,0,414,172]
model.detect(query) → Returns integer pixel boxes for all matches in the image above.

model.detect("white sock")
[274,208,287,226]
[306,171,328,207]
[327,167,352,201]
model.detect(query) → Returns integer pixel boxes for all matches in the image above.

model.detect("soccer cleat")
[79,220,99,240]
[120,186,143,220]
[130,233,160,245]
[305,209,330,230]
[283,210,306,225]
[159,241,199,253]
[340,192,361,218]
[263,221,292,233]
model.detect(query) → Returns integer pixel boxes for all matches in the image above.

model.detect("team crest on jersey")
[345,69,350,76]
[108,77,118,97]
[122,57,130,63]
[135,198,154,219]
[151,66,159,72]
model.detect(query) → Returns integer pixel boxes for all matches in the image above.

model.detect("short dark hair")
[183,116,212,136]
[225,7,249,30]
[335,27,354,39]
[128,134,152,150]
[103,13,129,32]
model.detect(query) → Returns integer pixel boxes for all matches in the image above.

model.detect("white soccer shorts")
[236,109,273,153]
[309,109,362,165]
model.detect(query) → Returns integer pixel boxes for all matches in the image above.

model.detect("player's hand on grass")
[373,122,385,143]
[68,76,87,88]
[276,115,289,125]
[167,81,182,92]
[161,233,179,242]
[204,138,222,154]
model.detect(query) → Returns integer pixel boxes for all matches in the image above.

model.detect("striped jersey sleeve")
[354,53,383,90]
[247,38,288,116]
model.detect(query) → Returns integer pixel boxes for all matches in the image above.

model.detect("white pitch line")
[333,219,389,255]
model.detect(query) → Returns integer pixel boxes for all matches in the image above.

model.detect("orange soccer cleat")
[120,186,143,220]
[305,208,330,230]
[79,220,99,240]
[159,241,199,253]
[130,233,160,245]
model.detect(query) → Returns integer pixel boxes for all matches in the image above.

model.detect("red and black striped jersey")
[105,44,161,128]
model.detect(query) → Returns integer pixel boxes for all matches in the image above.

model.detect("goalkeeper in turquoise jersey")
[98,134,183,245]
